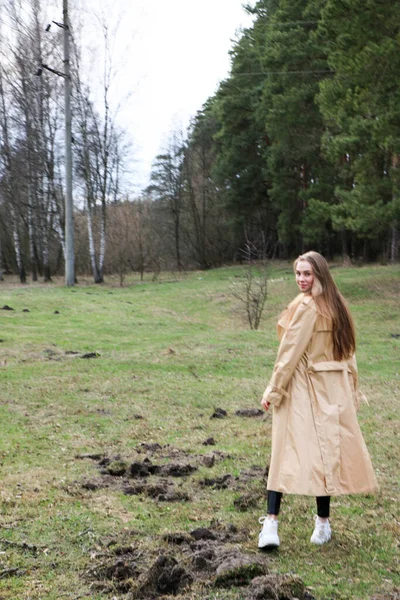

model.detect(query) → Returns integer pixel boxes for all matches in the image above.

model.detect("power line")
[268,20,319,26]
[228,69,334,76]
[244,18,320,27]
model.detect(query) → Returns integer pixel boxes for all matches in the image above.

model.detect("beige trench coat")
[262,294,378,496]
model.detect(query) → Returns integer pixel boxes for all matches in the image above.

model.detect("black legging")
[267,490,330,518]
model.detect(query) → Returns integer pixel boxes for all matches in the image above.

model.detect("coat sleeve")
[346,353,368,411]
[262,299,317,408]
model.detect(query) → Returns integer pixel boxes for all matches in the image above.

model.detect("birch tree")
[1,0,66,281]
[0,67,27,283]
[72,14,125,283]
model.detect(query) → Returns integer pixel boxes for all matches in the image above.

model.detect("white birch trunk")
[87,198,100,281]
[42,200,52,281]
[98,203,106,276]
[53,209,66,258]
[10,205,25,282]
[27,202,37,281]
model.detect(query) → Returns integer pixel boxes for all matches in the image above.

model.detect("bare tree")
[72,14,126,283]
[230,241,269,330]
[106,200,134,286]
[0,0,66,281]
[0,66,27,283]
[183,116,233,268]
[148,131,186,271]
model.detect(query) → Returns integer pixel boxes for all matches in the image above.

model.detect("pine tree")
[258,0,335,255]
[317,0,400,260]
[211,18,274,250]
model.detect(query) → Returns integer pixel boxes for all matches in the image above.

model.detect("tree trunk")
[390,155,399,263]
[27,203,38,281]
[350,232,356,260]
[363,238,369,262]
[174,216,182,271]
[11,207,26,283]
[43,233,51,282]
[52,197,66,259]
[42,192,53,282]
[55,244,64,275]
[390,226,398,263]
[341,229,348,259]
[97,201,106,283]
[87,201,102,283]
[0,236,4,280]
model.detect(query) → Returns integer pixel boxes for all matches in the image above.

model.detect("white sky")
[77,0,254,194]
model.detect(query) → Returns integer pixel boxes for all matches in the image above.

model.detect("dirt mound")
[167,521,246,547]
[132,554,193,598]
[129,459,160,477]
[103,459,128,476]
[124,480,190,502]
[190,527,218,541]
[370,592,400,600]
[96,558,138,583]
[202,437,216,446]
[214,553,267,587]
[211,407,228,419]
[163,533,193,546]
[246,574,313,599]
[235,408,264,418]
[161,462,198,477]
[87,522,311,599]
[78,447,240,504]
[89,542,144,594]
[234,492,264,512]
[81,479,109,491]
[81,351,100,359]
[200,473,234,489]
[199,465,268,495]
[136,442,163,454]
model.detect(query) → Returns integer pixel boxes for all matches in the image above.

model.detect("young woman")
[258,251,378,549]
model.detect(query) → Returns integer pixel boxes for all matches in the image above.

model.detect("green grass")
[0,263,399,599]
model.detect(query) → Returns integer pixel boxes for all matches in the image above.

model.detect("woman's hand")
[261,398,271,412]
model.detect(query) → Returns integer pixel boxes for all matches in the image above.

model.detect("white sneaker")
[310,516,331,545]
[258,516,280,549]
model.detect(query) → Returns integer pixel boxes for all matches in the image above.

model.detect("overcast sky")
[78,0,254,194]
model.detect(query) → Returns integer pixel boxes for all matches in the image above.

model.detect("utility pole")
[63,0,74,285]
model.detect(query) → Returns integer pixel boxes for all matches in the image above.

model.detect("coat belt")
[307,360,349,372]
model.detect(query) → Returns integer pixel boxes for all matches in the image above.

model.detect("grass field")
[0,263,399,600]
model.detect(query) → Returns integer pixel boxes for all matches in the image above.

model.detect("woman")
[258,251,378,549]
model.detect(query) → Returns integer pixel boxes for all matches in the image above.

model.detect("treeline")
[149,0,399,269]
[1,0,399,284]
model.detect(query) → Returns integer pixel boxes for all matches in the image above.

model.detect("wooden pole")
[63,0,74,285]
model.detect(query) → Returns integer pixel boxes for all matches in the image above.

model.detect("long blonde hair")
[294,251,356,360]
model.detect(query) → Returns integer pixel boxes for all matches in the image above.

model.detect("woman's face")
[295,260,314,294]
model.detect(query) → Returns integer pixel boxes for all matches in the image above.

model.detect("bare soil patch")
[76,444,241,506]
[87,523,314,599]
[77,447,268,511]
